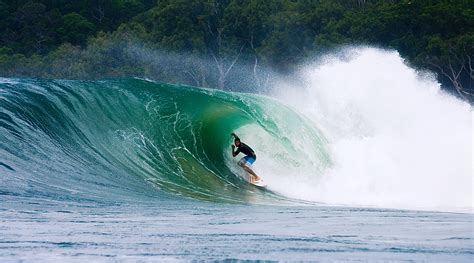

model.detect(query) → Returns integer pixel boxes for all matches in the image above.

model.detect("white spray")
[263,47,472,212]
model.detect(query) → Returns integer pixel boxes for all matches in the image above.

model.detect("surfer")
[231,133,261,183]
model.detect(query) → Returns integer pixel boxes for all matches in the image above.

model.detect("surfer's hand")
[231,145,235,149]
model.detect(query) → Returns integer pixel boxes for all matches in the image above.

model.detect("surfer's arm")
[231,133,240,141]
[231,145,240,157]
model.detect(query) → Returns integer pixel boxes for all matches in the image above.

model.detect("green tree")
[58,13,96,46]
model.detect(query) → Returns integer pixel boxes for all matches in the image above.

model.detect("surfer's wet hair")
[234,138,240,143]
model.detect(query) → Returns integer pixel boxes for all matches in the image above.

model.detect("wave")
[1,48,471,212]
[0,78,329,204]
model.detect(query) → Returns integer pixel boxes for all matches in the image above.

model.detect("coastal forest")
[0,0,472,100]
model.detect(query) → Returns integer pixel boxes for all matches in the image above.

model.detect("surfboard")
[246,172,267,187]
[250,179,267,188]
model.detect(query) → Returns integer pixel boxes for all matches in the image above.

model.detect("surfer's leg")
[243,166,260,182]
[238,157,260,182]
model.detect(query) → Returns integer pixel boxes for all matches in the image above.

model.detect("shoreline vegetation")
[0,0,472,101]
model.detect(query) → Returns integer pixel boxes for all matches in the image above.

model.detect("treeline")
[0,0,156,53]
[0,0,472,99]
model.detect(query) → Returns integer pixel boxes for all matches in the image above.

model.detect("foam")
[270,47,472,212]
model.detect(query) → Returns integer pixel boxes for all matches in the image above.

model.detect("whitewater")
[0,48,472,261]
[271,48,472,212]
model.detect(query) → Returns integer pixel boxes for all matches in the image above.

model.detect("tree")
[11,1,61,54]
[419,34,474,100]
[58,13,96,46]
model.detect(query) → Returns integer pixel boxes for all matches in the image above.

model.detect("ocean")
[1,48,472,261]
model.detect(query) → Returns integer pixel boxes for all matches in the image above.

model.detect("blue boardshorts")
[239,156,256,166]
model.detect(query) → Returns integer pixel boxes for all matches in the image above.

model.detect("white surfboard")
[246,173,267,187]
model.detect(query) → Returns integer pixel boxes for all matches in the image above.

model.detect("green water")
[0,78,330,203]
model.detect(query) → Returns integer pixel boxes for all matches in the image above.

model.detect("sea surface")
[2,197,472,261]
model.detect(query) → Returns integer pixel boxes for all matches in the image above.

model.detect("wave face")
[0,78,329,204]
